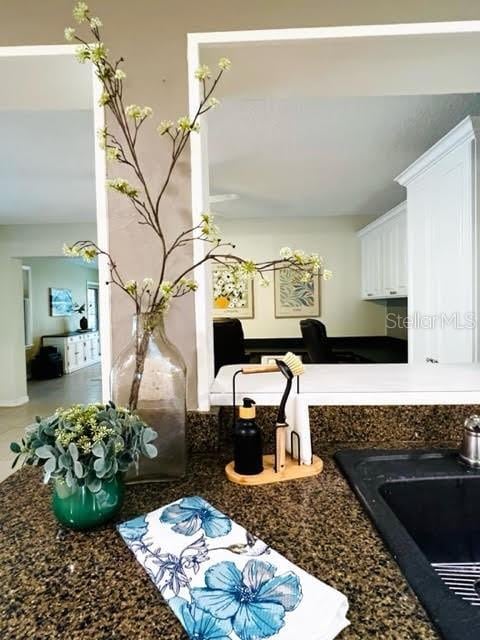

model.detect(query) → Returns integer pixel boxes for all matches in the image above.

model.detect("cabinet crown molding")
[357,200,406,237]
[395,115,480,187]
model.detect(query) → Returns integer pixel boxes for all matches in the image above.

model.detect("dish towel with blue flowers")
[118,496,349,640]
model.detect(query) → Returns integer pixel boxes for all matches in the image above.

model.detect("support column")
[0,253,28,406]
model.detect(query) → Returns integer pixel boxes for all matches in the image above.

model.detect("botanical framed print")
[49,288,73,317]
[212,265,254,319]
[274,268,320,318]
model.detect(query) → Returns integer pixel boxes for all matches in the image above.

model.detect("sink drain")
[432,563,480,606]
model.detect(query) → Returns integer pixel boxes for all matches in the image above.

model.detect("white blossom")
[73,1,89,24]
[194,64,212,81]
[157,120,174,135]
[63,243,97,262]
[322,269,333,281]
[124,280,137,295]
[208,97,220,109]
[114,69,126,80]
[142,277,155,291]
[64,27,76,41]
[178,277,198,292]
[106,147,120,162]
[159,281,174,300]
[98,91,111,106]
[63,244,80,257]
[90,16,102,29]
[106,178,138,198]
[177,116,200,133]
[125,104,153,120]
[97,127,108,150]
[218,57,232,71]
[200,212,220,241]
[75,45,90,64]
[279,246,293,259]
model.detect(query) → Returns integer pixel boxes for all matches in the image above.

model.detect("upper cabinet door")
[360,229,383,299]
[358,202,407,300]
[396,116,480,364]
[396,213,408,296]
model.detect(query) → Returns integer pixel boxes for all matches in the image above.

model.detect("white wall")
[218,215,387,339]
[0,223,97,405]
[22,257,98,359]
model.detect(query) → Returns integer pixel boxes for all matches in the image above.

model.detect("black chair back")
[300,319,335,363]
[213,318,248,375]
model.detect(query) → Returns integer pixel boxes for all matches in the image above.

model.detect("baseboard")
[0,395,29,407]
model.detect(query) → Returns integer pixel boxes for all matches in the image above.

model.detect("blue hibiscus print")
[191,559,302,640]
[170,597,232,640]
[117,515,148,542]
[160,497,231,538]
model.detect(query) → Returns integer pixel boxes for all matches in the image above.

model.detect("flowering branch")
[63,2,331,409]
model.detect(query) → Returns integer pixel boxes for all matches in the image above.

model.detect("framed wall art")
[274,268,320,318]
[211,265,254,319]
[49,287,73,317]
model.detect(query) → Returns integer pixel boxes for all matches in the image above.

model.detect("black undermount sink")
[335,449,480,640]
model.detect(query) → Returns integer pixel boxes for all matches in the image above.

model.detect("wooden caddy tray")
[225,454,323,486]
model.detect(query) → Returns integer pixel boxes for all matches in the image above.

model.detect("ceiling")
[0,55,96,225]
[204,34,480,218]
[208,93,480,218]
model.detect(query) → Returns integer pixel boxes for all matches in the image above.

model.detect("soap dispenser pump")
[234,397,263,475]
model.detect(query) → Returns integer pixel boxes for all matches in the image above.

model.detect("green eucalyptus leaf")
[144,443,157,458]
[36,445,55,459]
[86,475,102,493]
[73,460,84,479]
[44,457,56,474]
[11,454,20,469]
[58,453,72,470]
[65,469,74,488]
[93,457,105,473]
[92,441,105,458]
[68,442,79,461]
[142,428,157,444]
[10,442,21,453]
[96,461,111,478]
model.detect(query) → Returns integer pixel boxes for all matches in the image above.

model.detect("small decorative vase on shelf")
[111,312,187,483]
[79,316,88,331]
[52,475,124,530]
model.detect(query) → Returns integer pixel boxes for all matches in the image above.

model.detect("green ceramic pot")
[52,475,124,530]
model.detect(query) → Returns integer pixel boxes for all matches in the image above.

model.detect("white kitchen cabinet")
[396,115,480,364]
[43,331,101,373]
[358,201,407,300]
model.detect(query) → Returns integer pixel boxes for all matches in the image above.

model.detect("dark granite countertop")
[0,445,443,640]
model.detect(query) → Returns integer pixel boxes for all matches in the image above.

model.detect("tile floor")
[0,363,102,482]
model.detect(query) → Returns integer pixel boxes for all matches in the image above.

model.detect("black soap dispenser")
[234,398,263,475]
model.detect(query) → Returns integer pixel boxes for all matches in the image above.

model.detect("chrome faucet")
[459,415,480,467]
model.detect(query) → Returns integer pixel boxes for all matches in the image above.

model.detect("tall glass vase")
[111,312,186,483]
